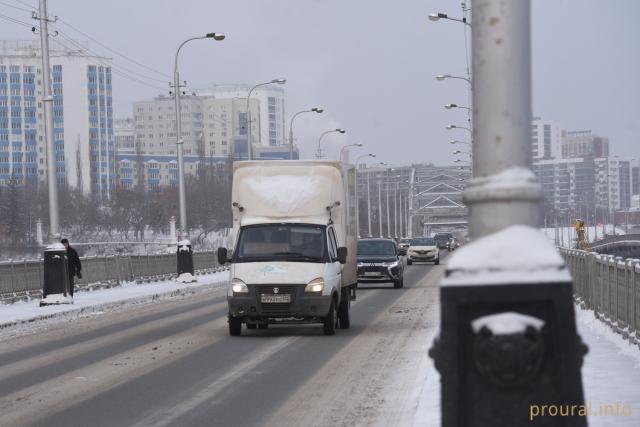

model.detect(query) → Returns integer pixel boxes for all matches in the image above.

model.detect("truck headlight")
[231,278,249,294]
[305,278,324,293]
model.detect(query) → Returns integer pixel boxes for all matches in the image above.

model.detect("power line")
[0,0,31,13]
[52,34,167,92]
[0,11,31,27]
[52,25,170,84]
[56,17,170,79]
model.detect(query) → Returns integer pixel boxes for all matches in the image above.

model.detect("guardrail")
[0,251,223,302]
[590,233,640,250]
[561,248,639,349]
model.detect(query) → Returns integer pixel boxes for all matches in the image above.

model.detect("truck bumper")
[228,284,332,321]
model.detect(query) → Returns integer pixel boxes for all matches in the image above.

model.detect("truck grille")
[255,285,297,295]
[260,303,293,316]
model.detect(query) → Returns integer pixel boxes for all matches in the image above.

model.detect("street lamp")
[355,153,376,237]
[246,78,287,160]
[339,143,363,161]
[436,74,472,87]
[445,103,471,111]
[446,124,472,133]
[449,139,471,146]
[316,128,346,159]
[428,12,470,26]
[289,107,323,159]
[173,32,225,243]
[453,150,471,156]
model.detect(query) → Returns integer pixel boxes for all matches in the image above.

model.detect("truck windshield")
[234,224,326,263]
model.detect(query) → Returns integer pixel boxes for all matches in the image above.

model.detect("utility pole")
[38,0,58,241]
[367,170,372,237]
[394,182,398,238]
[385,182,390,237]
[399,189,403,238]
[377,178,383,238]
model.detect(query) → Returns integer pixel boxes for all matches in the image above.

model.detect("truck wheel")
[229,316,242,336]
[246,324,257,330]
[338,293,351,329]
[407,259,413,265]
[323,299,338,336]
[394,278,404,289]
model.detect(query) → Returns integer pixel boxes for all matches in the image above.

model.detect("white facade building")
[531,117,563,161]
[197,84,286,147]
[0,40,114,197]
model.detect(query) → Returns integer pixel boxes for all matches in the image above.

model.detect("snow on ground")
[413,304,640,426]
[541,225,627,247]
[0,270,230,338]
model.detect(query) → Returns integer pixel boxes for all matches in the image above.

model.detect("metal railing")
[0,251,222,301]
[591,233,640,250]
[561,248,639,348]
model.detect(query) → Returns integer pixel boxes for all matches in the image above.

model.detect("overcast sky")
[0,0,638,166]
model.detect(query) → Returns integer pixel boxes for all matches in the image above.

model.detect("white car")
[406,237,440,265]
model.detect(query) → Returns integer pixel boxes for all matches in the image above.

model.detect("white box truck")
[217,160,357,336]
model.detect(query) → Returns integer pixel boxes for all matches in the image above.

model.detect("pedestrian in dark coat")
[61,239,82,297]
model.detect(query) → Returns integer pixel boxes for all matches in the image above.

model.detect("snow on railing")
[0,250,225,302]
[561,248,640,349]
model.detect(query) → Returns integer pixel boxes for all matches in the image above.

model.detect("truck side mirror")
[337,247,348,264]
[217,247,228,265]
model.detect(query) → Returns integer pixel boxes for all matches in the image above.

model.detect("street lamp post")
[377,162,387,237]
[449,139,471,146]
[289,107,323,159]
[445,103,471,111]
[172,32,225,280]
[355,153,376,238]
[316,129,346,159]
[339,143,363,162]
[446,124,472,133]
[173,32,225,244]
[436,74,473,87]
[246,78,286,161]
[428,12,470,26]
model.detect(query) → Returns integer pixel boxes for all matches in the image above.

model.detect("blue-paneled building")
[0,40,114,198]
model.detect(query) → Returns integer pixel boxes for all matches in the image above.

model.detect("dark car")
[434,232,454,250]
[357,238,404,288]
[398,238,411,255]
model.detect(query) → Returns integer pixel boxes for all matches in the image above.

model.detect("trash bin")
[177,240,194,276]
[40,243,72,306]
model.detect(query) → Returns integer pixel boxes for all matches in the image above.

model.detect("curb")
[0,279,229,331]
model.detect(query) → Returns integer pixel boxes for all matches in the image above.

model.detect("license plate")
[260,294,291,303]
[364,271,382,276]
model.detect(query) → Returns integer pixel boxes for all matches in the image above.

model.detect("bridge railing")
[0,250,223,302]
[561,248,639,348]
[591,233,640,250]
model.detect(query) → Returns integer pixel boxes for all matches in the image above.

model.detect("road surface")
[0,256,445,427]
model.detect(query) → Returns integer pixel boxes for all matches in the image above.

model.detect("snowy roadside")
[412,303,640,427]
[0,270,230,338]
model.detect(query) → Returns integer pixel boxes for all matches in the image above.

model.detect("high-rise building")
[197,84,286,147]
[562,130,609,159]
[114,117,135,155]
[531,117,563,161]
[595,157,631,211]
[0,40,114,197]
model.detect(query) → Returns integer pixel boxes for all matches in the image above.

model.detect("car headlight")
[357,262,365,268]
[305,277,324,293]
[383,261,399,268]
[231,278,249,294]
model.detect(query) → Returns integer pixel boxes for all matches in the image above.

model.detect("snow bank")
[0,270,230,334]
[443,225,571,286]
